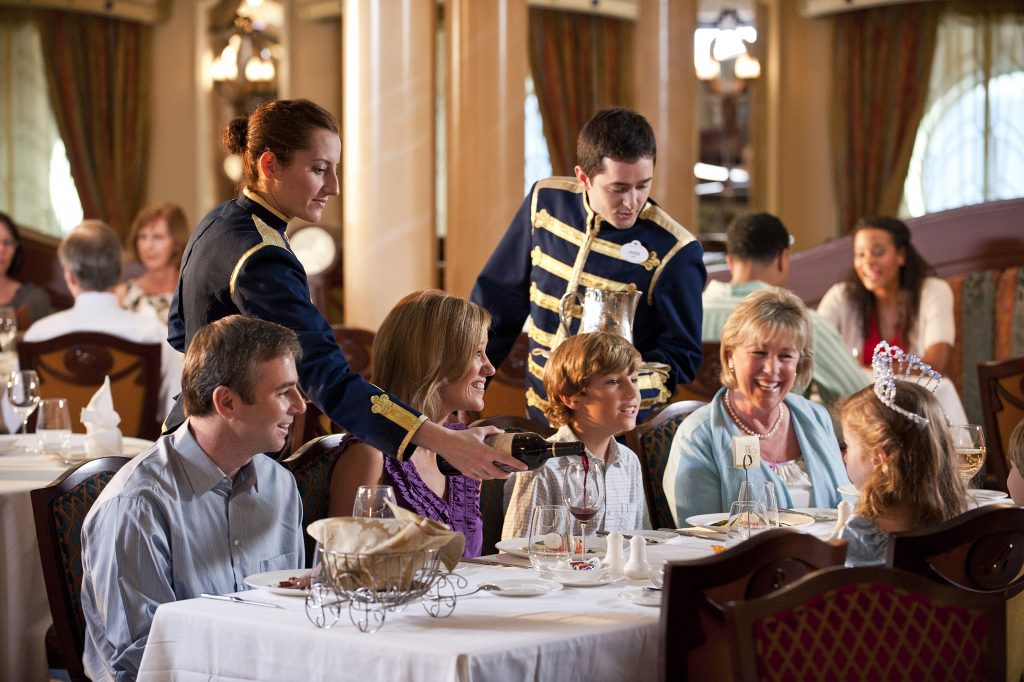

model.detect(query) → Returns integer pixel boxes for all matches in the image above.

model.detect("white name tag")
[733,435,761,469]
[619,240,649,264]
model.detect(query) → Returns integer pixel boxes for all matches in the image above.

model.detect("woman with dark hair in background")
[117,202,190,324]
[0,210,53,327]
[817,216,967,423]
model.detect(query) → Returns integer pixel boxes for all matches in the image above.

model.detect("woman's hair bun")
[222,116,249,154]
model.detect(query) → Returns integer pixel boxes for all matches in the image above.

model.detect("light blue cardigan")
[663,387,851,526]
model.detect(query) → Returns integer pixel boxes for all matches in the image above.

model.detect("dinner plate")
[243,569,311,596]
[541,572,620,587]
[616,530,677,545]
[44,436,155,464]
[837,484,861,498]
[685,510,814,531]
[618,589,661,607]
[494,536,608,559]
[487,580,563,597]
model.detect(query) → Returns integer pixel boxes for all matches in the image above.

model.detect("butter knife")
[200,593,282,609]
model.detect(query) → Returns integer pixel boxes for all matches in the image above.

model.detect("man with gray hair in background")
[23,219,183,419]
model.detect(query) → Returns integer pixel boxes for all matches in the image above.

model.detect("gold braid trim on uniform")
[526,387,549,411]
[529,282,562,314]
[396,415,429,461]
[368,392,427,461]
[530,177,583,235]
[528,354,546,381]
[536,209,660,271]
[528,323,556,350]
[640,202,698,306]
[638,370,671,408]
[229,215,289,298]
[242,188,290,224]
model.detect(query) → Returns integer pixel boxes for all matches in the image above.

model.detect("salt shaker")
[602,531,625,578]
[622,534,652,580]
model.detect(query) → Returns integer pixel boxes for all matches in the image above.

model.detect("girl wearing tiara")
[836,346,968,565]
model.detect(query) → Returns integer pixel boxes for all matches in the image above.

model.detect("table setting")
[0,374,153,682]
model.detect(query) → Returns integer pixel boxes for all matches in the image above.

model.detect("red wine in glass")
[562,457,605,559]
[568,506,599,522]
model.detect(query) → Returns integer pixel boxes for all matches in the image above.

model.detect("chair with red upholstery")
[724,566,1005,681]
[659,528,847,682]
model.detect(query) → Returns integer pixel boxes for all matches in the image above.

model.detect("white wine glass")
[526,504,571,576]
[562,457,606,560]
[352,485,397,518]
[7,370,40,436]
[37,398,73,464]
[950,424,986,483]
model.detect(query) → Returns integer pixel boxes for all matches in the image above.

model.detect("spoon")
[432,583,502,600]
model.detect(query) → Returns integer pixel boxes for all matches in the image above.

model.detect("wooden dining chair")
[281,433,350,566]
[624,399,706,530]
[18,332,162,440]
[977,355,1024,491]
[30,456,131,682]
[670,341,723,403]
[659,528,847,682]
[724,566,1006,682]
[470,415,555,555]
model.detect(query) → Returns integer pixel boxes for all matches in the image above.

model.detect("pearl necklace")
[724,390,787,440]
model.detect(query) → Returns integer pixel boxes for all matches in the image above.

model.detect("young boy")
[501,332,650,539]
[1006,419,1024,504]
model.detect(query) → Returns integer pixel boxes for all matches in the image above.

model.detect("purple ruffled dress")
[376,423,483,557]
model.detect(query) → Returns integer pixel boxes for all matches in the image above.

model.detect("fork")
[431,583,502,601]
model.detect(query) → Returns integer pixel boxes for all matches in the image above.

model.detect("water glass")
[0,306,16,352]
[37,398,73,463]
[725,500,768,547]
[526,505,572,575]
[352,485,397,518]
[761,481,780,527]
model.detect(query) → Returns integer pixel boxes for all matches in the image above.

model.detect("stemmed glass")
[7,370,40,436]
[352,485,397,518]
[950,424,986,484]
[562,457,606,560]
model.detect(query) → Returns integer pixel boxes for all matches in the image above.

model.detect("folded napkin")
[308,504,464,591]
[81,376,123,458]
[827,500,854,541]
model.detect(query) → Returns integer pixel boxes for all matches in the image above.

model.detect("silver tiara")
[871,341,941,428]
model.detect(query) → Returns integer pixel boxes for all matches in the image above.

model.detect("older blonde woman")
[328,290,493,556]
[663,288,850,525]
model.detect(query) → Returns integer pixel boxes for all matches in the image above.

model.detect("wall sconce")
[209,0,283,116]
[694,8,761,94]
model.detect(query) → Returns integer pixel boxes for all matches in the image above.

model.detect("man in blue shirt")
[81,315,306,681]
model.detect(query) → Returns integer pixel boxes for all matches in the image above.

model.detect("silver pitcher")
[559,286,641,343]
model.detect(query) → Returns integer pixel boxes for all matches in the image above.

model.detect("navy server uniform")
[471,177,706,424]
[167,189,424,458]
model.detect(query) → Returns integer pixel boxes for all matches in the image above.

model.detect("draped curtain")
[528,8,633,177]
[830,3,941,233]
[37,10,152,238]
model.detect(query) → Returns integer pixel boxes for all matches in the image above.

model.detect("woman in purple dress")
[328,290,493,556]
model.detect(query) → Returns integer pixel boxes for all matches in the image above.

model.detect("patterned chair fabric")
[977,355,1024,491]
[31,456,130,682]
[281,433,349,565]
[725,566,1005,682]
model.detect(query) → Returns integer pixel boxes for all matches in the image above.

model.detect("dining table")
[137,520,838,682]
[0,432,153,682]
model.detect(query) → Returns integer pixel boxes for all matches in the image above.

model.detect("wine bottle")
[436,432,585,476]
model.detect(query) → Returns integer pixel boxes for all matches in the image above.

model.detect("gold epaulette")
[229,215,289,298]
[640,203,698,306]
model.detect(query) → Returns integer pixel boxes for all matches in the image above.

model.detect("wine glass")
[725,500,769,547]
[950,424,986,483]
[7,370,40,436]
[0,306,16,351]
[352,485,397,518]
[562,457,606,560]
[526,505,571,575]
[37,398,73,464]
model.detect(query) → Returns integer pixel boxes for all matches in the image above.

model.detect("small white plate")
[618,589,661,607]
[495,536,607,559]
[618,530,677,545]
[44,436,155,464]
[243,569,311,596]
[970,489,1009,505]
[685,510,814,531]
[837,484,861,498]
[542,572,619,587]
[791,507,839,523]
[488,580,563,597]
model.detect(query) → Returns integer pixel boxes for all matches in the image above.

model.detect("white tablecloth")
[137,532,793,682]
[0,436,73,682]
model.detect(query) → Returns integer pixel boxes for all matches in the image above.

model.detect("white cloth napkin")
[81,376,123,458]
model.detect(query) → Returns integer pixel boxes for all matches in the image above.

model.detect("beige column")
[444,0,528,299]
[342,0,436,329]
[633,0,698,232]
